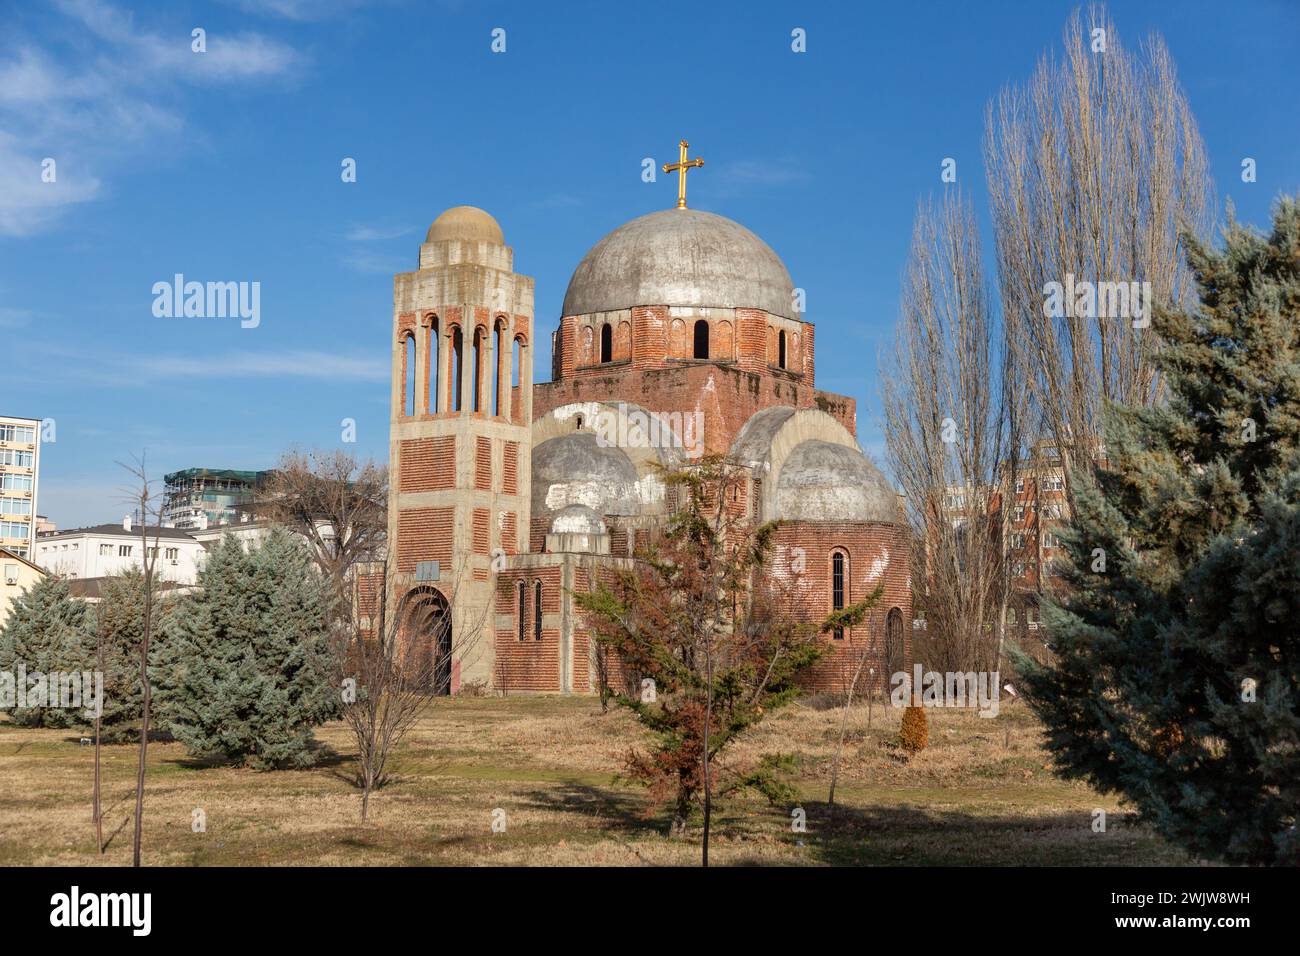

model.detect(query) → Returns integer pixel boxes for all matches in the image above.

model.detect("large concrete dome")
[426,205,504,245]
[775,440,898,523]
[561,209,797,319]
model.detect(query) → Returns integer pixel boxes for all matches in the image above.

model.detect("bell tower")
[388,206,534,692]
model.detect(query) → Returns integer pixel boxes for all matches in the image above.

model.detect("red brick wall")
[534,363,856,454]
[475,436,492,490]
[472,508,490,555]
[768,521,912,694]
[494,567,564,692]
[501,511,518,555]
[355,571,382,616]
[529,515,549,554]
[502,440,519,494]
[396,507,454,572]
[399,437,455,492]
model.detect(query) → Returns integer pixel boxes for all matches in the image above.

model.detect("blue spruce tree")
[153,529,339,769]
[1018,197,1300,864]
[0,575,94,728]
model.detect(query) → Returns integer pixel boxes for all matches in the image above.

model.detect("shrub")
[899,705,929,752]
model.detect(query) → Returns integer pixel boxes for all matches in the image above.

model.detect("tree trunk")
[93,628,103,854]
[671,783,690,840]
[94,714,103,854]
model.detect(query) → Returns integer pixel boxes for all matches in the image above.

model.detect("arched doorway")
[693,319,709,358]
[400,586,452,695]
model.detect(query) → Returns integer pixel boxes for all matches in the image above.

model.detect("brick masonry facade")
[389,206,910,696]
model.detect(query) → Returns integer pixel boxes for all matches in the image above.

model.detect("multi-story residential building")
[33,516,206,585]
[162,468,273,530]
[0,415,41,560]
[1002,438,1107,632]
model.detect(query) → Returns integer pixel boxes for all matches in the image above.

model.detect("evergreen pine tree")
[0,576,94,728]
[94,570,173,743]
[152,529,339,769]
[1018,197,1300,865]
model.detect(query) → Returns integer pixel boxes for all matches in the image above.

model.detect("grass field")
[0,694,1196,866]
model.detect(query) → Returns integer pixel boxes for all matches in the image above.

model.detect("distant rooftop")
[40,523,197,540]
[164,468,273,484]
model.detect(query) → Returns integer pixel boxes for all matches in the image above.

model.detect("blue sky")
[2,0,1297,528]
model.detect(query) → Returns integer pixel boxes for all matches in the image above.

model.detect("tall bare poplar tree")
[984,4,1213,499]
[883,191,1021,672]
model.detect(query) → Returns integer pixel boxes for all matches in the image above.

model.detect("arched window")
[778,329,787,369]
[600,323,612,363]
[517,580,526,641]
[451,326,464,411]
[403,333,416,416]
[831,550,846,640]
[512,336,521,388]
[427,318,439,413]
[693,319,709,359]
[533,580,543,641]
[472,327,484,412]
[493,321,504,416]
[885,607,905,677]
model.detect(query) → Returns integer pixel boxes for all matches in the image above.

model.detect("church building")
[386,144,911,695]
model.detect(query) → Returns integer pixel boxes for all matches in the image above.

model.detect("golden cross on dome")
[663,139,704,210]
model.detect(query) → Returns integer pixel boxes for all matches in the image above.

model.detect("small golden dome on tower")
[425,205,505,245]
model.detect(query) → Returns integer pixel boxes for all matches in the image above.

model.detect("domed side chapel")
[387,157,911,696]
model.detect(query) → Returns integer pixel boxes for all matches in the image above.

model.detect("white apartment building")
[34,516,206,585]
[0,415,41,560]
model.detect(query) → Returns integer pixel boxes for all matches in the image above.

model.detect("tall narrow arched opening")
[778,329,787,369]
[426,318,440,413]
[886,607,905,681]
[600,323,612,363]
[693,319,709,359]
[401,586,452,695]
[512,335,521,388]
[403,333,416,417]
[472,327,484,412]
[517,580,526,641]
[831,550,846,640]
[533,580,543,641]
[493,320,505,416]
[450,326,464,411]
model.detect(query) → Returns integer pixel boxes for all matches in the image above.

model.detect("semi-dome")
[550,504,607,536]
[531,431,639,518]
[426,205,504,245]
[562,209,797,319]
[774,440,898,523]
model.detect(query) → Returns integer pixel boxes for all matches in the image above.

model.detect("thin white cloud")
[226,0,376,22]
[0,306,37,329]
[27,343,389,386]
[345,223,419,242]
[0,0,302,236]
[709,157,812,200]
[139,349,389,382]
[56,0,302,80]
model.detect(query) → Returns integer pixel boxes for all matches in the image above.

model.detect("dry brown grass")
[0,694,1193,866]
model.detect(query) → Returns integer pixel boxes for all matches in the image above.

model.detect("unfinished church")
[386,169,911,696]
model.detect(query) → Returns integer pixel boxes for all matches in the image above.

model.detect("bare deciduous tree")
[117,454,166,869]
[883,191,1022,674]
[334,555,489,823]
[92,610,105,855]
[983,4,1213,502]
[261,449,387,612]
